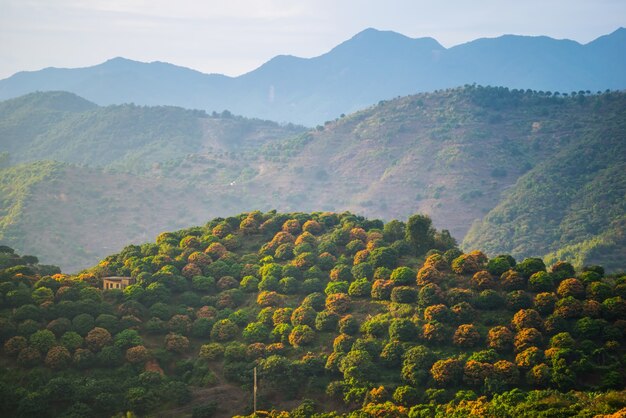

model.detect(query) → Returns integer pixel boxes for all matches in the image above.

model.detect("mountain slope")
[1,28,625,125]
[0,91,304,171]
[463,94,626,269]
[0,161,264,272]
[1,88,624,272]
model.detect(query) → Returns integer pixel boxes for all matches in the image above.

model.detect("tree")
[390,267,415,285]
[511,309,543,331]
[114,329,143,349]
[487,326,514,351]
[242,322,269,343]
[4,336,27,356]
[390,286,417,303]
[389,318,415,342]
[60,331,83,352]
[339,350,375,382]
[405,214,435,255]
[210,319,238,341]
[348,278,371,297]
[126,345,150,364]
[325,294,351,314]
[463,360,493,386]
[45,346,71,369]
[165,333,189,353]
[287,325,315,347]
[85,327,112,352]
[29,329,56,354]
[453,324,481,347]
[315,311,339,331]
[471,271,497,290]
[431,358,462,386]
[514,328,543,352]
[557,278,585,299]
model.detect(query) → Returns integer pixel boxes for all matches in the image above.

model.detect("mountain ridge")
[1,28,625,125]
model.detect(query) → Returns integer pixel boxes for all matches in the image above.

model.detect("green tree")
[405,214,435,255]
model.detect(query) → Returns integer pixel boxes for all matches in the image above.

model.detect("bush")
[315,311,339,331]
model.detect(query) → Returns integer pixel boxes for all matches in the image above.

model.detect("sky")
[1,0,625,80]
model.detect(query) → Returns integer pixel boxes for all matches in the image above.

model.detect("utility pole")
[253,366,257,415]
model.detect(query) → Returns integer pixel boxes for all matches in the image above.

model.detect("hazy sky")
[1,0,625,79]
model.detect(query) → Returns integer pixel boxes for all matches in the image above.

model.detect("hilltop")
[0,211,624,417]
[1,28,625,125]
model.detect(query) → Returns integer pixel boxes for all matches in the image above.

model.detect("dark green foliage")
[406,214,435,256]
[0,209,624,417]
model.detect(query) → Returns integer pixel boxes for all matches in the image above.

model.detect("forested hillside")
[1,87,625,272]
[0,91,304,172]
[0,211,625,417]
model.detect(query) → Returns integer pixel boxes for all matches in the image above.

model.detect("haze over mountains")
[1,27,625,125]
[1,87,624,272]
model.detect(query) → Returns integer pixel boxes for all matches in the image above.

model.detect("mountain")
[1,87,624,272]
[0,91,304,172]
[1,28,625,125]
[0,212,625,417]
